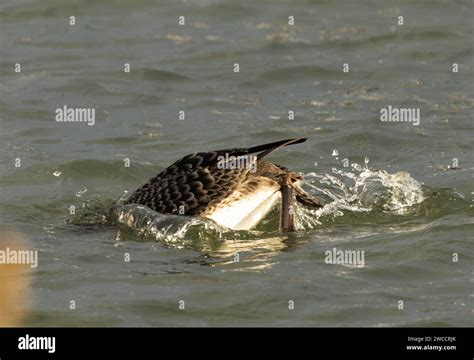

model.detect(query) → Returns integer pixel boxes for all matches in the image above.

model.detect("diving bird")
[125,138,323,231]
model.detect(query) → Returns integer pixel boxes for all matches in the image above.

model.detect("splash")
[298,159,425,229]
[110,203,233,246]
[106,160,426,240]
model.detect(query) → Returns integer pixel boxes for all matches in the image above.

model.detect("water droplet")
[313,161,318,167]
[364,156,369,166]
[332,149,338,157]
[53,170,61,177]
[75,188,87,197]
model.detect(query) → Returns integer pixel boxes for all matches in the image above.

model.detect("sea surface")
[0,0,473,326]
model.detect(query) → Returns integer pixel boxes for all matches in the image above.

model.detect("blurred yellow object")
[0,229,32,327]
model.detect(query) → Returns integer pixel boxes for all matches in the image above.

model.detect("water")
[0,0,473,326]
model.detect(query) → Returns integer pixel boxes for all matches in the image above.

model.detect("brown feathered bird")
[125,138,323,231]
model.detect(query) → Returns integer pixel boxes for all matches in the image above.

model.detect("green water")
[0,0,473,326]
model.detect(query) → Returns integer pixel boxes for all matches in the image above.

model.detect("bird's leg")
[279,173,296,232]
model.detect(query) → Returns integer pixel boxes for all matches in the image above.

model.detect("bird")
[125,138,323,231]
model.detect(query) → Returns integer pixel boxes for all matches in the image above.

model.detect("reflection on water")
[203,235,306,272]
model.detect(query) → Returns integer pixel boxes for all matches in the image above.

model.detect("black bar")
[0,327,471,359]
